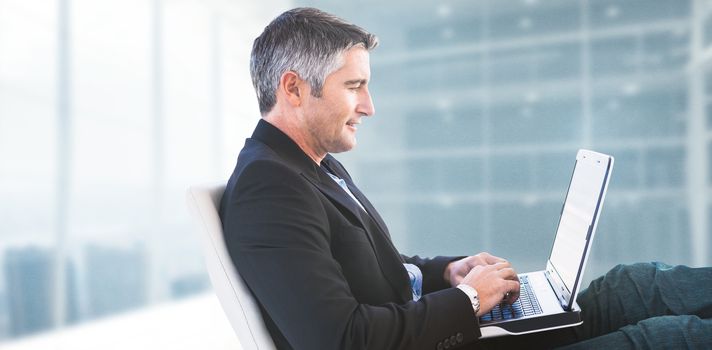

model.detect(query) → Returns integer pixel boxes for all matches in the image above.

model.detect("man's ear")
[279,71,305,107]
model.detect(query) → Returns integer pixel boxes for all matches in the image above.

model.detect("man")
[220,7,712,350]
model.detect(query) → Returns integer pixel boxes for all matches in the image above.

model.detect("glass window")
[589,0,689,29]
[592,85,686,140]
[0,2,58,339]
[0,0,269,342]
[3,0,708,343]
[301,0,700,278]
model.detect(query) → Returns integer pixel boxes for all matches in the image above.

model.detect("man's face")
[300,46,375,156]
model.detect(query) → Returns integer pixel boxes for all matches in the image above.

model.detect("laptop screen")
[548,150,612,304]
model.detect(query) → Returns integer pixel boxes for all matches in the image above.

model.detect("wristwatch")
[456,284,480,315]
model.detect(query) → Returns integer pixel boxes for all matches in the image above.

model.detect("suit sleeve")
[222,160,481,350]
[403,255,466,294]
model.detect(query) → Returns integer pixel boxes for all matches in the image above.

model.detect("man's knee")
[611,262,671,276]
[596,262,670,289]
[620,315,712,349]
[578,263,668,319]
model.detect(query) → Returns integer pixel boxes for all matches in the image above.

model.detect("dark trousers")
[475,262,712,349]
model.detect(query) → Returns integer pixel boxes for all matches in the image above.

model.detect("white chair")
[186,184,277,350]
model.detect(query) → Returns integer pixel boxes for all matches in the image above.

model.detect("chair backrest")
[186,184,276,350]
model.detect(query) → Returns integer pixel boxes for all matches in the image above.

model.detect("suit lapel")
[321,156,393,241]
[251,120,411,303]
[346,183,391,240]
[302,170,368,226]
[318,160,411,303]
[305,173,411,303]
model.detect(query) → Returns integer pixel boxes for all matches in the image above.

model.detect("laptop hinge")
[545,262,572,311]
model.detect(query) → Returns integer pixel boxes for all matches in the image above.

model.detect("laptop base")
[479,306,582,338]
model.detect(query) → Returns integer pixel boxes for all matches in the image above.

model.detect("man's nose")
[357,88,375,117]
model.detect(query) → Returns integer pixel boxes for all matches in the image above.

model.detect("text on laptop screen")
[548,154,609,291]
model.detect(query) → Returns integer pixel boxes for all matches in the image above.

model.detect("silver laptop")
[479,149,614,338]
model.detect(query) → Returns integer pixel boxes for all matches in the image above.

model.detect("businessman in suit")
[220,7,712,350]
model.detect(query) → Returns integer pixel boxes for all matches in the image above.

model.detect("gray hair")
[250,7,378,115]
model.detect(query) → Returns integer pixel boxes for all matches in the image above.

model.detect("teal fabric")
[561,262,712,349]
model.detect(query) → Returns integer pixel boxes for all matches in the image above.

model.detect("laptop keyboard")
[479,275,543,322]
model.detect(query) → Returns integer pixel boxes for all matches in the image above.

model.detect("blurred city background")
[1,0,710,348]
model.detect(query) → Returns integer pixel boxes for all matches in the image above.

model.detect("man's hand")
[445,252,520,317]
[462,261,520,317]
[444,252,509,286]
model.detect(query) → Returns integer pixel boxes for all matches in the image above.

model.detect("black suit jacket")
[220,120,481,349]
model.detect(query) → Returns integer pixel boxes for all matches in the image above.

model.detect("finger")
[452,275,464,285]
[504,280,521,303]
[497,267,518,280]
[482,253,507,265]
[465,255,480,268]
[492,261,512,270]
[466,256,483,268]
[505,291,520,304]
